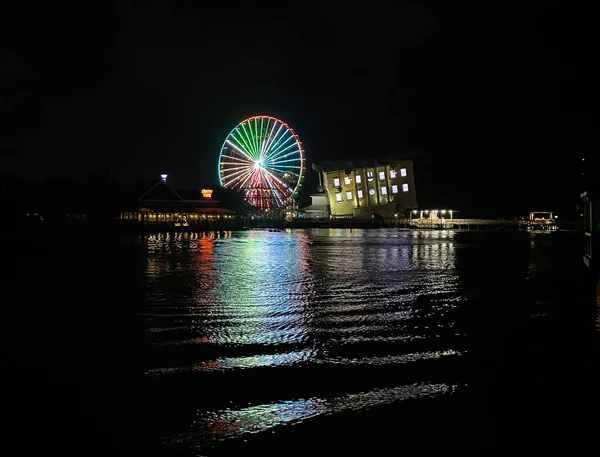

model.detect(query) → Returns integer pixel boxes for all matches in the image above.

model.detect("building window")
[402,183,409,192]
[369,188,376,196]
[381,186,387,195]
[346,191,352,200]
[356,175,362,184]
[335,192,342,202]
[344,176,351,185]
[378,171,385,180]
[333,177,340,187]
[392,185,398,194]
[401,168,407,177]
[367,171,374,182]
[357,190,364,199]
[390,169,397,179]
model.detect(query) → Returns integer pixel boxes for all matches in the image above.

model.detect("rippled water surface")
[125,228,589,455]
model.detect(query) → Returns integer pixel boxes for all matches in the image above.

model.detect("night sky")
[1,2,592,216]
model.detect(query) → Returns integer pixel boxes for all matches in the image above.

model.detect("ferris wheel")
[218,115,305,210]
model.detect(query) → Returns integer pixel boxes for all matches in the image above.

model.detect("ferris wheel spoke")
[238,122,254,157]
[262,173,286,201]
[237,169,256,190]
[230,130,255,160]
[220,163,254,179]
[220,154,255,165]
[265,141,298,163]
[240,123,258,159]
[264,133,294,163]
[262,167,292,195]
[259,117,266,155]
[263,123,286,162]
[261,118,277,162]
[220,165,253,182]
[238,126,259,160]
[264,167,297,174]
[248,120,256,158]
[259,117,272,161]
[222,167,254,188]
[225,140,255,163]
[220,165,252,176]
[264,157,302,167]
[253,119,261,158]
[259,118,272,161]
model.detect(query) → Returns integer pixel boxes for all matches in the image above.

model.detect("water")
[133,229,592,455]
[6,228,595,455]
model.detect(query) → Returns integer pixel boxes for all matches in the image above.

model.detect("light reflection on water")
[138,229,464,451]
[165,382,454,449]
[136,228,576,454]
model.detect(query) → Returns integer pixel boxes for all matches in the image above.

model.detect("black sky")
[0,1,593,216]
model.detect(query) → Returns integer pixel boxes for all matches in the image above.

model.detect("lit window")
[356,175,362,184]
[346,191,352,200]
[333,177,340,187]
[344,176,351,185]
[402,183,409,192]
[367,171,374,182]
[335,192,342,202]
[392,185,398,194]
[357,190,364,199]
[381,186,387,195]
[401,168,407,177]
[390,169,397,179]
[379,171,385,180]
[369,188,376,196]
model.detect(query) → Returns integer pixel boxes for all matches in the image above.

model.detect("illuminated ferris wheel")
[218,115,305,210]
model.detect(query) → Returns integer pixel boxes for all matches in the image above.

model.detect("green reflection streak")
[212,232,311,343]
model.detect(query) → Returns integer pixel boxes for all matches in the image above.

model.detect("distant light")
[424,210,429,213]
[554,215,558,219]
[160,174,168,182]
[441,210,446,215]
[413,210,418,214]
[582,158,585,161]
[201,189,213,199]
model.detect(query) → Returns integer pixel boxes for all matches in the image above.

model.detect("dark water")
[6,228,597,455]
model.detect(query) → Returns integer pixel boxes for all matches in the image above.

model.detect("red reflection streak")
[208,418,241,435]
[195,234,216,297]
[197,236,214,269]
[192,336,212,344]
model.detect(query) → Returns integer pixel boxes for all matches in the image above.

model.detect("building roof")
[135,179,235,214]
[312,151,425,173]
[139,181,183,201]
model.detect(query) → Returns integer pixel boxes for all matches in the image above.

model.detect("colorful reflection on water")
[136,228,582,455]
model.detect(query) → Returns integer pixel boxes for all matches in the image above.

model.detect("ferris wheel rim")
[217,115,305,201]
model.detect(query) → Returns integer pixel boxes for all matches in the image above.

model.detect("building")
[301,193,330,219]
[313,156,418,219]
[119,176,237,227]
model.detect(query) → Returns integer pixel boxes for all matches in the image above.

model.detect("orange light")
[201,189,213,199]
